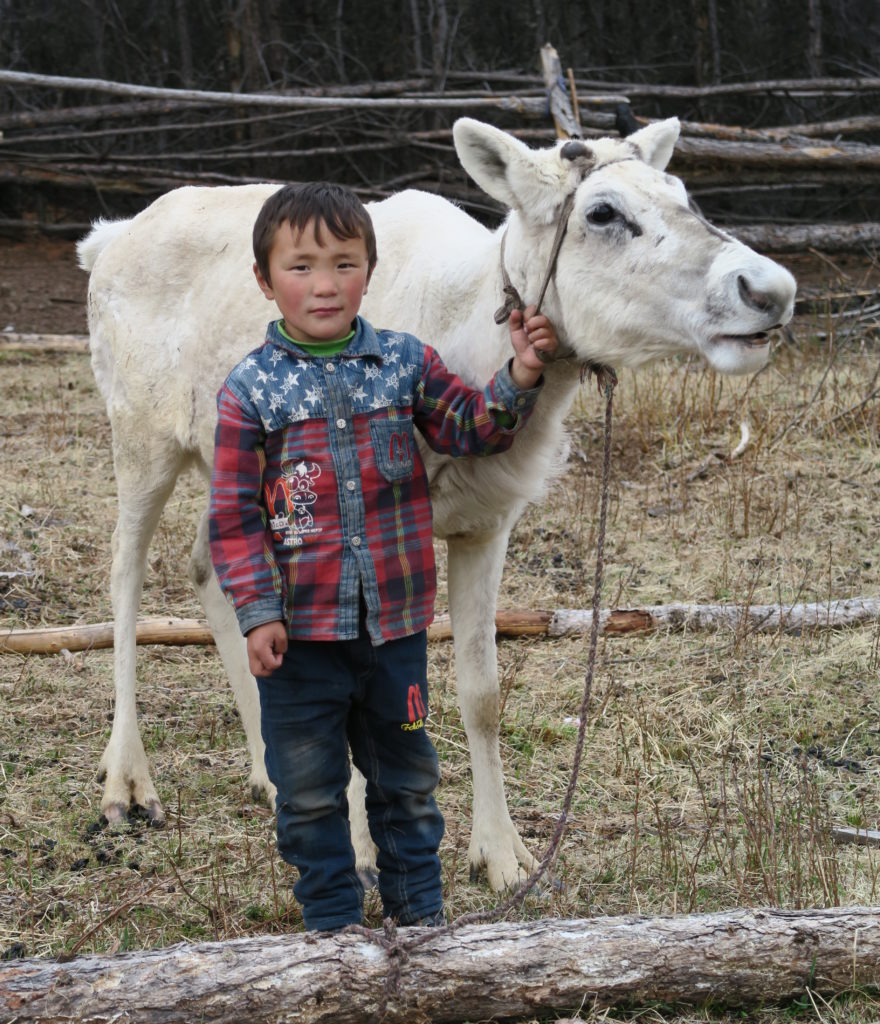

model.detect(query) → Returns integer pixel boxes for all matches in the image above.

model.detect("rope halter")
[492,185,616,393]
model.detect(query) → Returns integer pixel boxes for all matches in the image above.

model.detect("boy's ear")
[253,261,274,300]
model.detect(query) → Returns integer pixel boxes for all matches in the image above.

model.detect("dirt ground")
[0,236,89,335]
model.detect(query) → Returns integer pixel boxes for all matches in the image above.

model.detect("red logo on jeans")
[403,684,427,730]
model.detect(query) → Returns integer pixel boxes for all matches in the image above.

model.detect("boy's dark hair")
[253,182,377,284]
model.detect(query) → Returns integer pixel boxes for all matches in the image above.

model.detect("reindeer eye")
[587,203,618,225]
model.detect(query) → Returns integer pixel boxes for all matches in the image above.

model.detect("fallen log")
[730,222,880,253]
[2,908,879,1022]
[0,69,622,113]
[3,599,878,655]
[548,597,880,637]
[672,134,880,173]
[571,74,880,100]
[832,827,880,849]
[0,332,89,353]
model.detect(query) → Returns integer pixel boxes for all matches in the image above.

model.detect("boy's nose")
[313,271,338,295]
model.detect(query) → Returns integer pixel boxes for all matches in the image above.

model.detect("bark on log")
[832,827,880,848]
[2,909,879,1022]
[3,599,878,656]
[0,618,214,654]
[0,332,89,353]
[0,99,216,130]
[447,69,880,98]
[730,222,880,253]
[672,135,880,172]
[0,69,621,113]
[548,597,880,637]
[540,43,581,139]
[571,74,880,99]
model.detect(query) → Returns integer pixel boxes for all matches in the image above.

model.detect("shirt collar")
[265,316,384,361]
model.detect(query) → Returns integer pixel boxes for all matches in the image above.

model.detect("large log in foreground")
[2,909,879,1023]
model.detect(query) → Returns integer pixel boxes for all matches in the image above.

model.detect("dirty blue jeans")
[256,620,445,931]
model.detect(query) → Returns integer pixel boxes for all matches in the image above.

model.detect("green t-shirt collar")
[278,320,355,356]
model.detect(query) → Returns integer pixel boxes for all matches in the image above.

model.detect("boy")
[209,182,558,932]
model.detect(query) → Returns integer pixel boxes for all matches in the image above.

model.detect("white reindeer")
[77,117,795,890]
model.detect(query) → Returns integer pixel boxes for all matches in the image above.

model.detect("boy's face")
[254,218,371,345]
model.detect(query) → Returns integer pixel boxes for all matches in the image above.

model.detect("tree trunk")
[807,0,824,77]
[174,0,194,88]
[706,0,721,83]
[2,909,879,1023]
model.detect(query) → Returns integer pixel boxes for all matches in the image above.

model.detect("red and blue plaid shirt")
[209,317,541,644]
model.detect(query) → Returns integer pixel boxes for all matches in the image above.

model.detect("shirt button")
[336,418,347,429]
[326,362,336,373]
[515,396,526,407]
[346,480,356,492]
[351,535,361,547]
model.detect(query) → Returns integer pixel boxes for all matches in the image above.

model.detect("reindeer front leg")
[446,530,538,890]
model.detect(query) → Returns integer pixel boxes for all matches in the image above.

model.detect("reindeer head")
[452,118,796,376]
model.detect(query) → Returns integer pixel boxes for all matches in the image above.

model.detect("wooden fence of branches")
[1,54,880,251]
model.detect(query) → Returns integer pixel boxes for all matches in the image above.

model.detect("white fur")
[77,118,796,889]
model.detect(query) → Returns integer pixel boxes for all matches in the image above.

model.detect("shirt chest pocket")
[370,415,416,482]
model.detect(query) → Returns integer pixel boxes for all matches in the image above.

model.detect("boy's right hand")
[247,620,288,677]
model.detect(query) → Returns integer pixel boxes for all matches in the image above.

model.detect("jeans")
[256,619,445,931]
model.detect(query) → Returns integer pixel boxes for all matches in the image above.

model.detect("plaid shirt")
[209,317,541,644]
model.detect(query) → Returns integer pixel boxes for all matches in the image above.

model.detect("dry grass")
[1,280,880,1021]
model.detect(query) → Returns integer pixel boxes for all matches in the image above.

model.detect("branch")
[0,69,622,113]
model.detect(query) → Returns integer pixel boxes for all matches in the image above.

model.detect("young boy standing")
[209,182,558,932]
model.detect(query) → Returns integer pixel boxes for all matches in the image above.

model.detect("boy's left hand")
[508,305,559,388]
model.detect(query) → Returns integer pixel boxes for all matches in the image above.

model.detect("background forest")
[1,0,880,231]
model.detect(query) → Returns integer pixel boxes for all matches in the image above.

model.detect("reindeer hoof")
[101,802,127,825]
[250,781,272,805]
[143,800,166,827]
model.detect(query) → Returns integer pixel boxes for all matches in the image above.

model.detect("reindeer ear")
[452,118,561,222]
[627,117,680,171]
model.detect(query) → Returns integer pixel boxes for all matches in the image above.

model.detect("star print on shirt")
[349,385,367,402]
[268,392,283,413]
[269,349,284,365]
[363,365,382,380]
[304,386,322,407]
[249,386,264,404]
[281,371,300,393]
